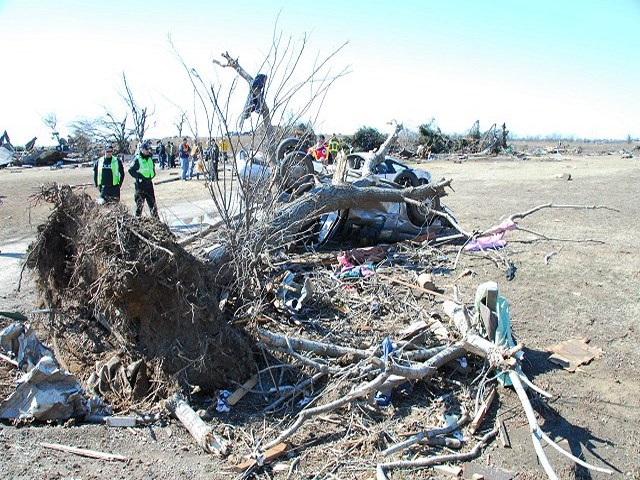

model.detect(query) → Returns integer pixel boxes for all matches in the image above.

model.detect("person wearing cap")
[128,141,159,218]
[93,143,125,203]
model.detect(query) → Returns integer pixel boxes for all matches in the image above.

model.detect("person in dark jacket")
[128,141,159,218]
[178,137,190,180]
[156,141,167,169]
[93,143,125,203]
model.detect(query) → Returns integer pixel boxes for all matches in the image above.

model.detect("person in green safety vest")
[128,141,159,218]
[93,143,125,203]
[328,134,341,163]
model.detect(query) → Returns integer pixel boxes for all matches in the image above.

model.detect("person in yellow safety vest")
[128,141,159,218]
[93,143,125,203]
[328,135,341,162]
[217,138,229,162]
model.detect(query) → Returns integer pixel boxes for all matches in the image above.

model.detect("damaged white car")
[235,138,454,246]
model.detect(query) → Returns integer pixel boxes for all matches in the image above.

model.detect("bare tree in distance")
[174,111,187,139]
[68,74,150,155]
[42,112,60,144]
[68,110,130,156]
[159,92,189,139]
[120,72,153,142]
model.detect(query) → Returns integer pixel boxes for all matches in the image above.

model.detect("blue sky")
[1,0,639,145]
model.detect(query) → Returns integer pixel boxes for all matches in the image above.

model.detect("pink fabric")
[482,218,517,235]
[464,219,518,251]
[337,254,354,269]
[464,233,508,251]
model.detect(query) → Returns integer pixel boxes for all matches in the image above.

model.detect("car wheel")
[276,137,304,161]
[392,170,419,187]
[279,151,314,191]
[406,193,442,226]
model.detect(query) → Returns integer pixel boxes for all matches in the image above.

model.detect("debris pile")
[0,178,616,477]
[416,121,509,156]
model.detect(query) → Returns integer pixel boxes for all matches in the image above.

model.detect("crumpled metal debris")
[0,356,87,421]
[0,321,102,421]
[274,271,314,312]
[0,322,54,371]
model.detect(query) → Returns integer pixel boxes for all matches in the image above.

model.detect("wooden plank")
[40,442,128,462]
[234,442,288,470]
[384,276,459,303]
[468,386,496,434]
[227,374,258,406]
[498,419,511,448]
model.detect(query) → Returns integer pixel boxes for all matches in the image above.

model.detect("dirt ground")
[0,142,639,479]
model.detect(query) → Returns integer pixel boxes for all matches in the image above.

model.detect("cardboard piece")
[547,338,603,372]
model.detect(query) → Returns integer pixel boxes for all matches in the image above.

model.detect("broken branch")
[506,203,619,223]
[165,394,228,455]
[381,412,471,456]
[376,428,498,479]
[258,328,373,359]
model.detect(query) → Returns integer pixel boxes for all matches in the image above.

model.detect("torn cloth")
[337,255,375,278]
[241,74,267,120]
[465,219,517,251]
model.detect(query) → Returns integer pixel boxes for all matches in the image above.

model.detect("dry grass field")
[0,141,638,479]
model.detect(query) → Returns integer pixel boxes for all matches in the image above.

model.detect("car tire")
[316,209,349,246]
[406,193,443,227]
[393,170,419,187]
[279,151,315,191]
[276,137,304,161]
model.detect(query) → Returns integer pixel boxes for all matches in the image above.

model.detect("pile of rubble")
[0,182,612,478]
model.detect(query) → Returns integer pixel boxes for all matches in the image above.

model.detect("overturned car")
[235,138,454,246]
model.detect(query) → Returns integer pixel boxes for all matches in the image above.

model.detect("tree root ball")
[25,184,256,404]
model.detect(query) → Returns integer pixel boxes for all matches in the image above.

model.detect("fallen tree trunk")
[269,178,452,242]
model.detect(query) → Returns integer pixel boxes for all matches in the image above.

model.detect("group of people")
[154,140,177,169]
[93,142,159,218]
[307,134,342,165]
[178,137,222,181]
[94,134,341,219]
[93,137,226,218]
